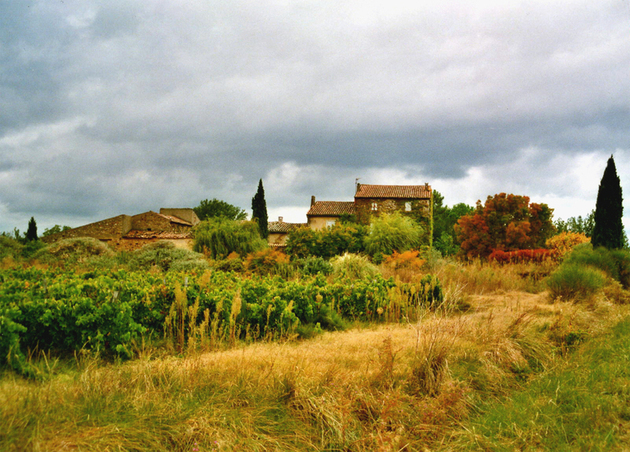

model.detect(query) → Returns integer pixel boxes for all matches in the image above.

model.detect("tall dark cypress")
[591,155,624,249]
[251,179,268,239]
[26,217,38,242]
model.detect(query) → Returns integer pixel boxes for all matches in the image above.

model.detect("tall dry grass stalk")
[229,288,242,346]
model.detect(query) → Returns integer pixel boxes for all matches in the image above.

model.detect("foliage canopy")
[455,193,555,259]
[554,211,595,237]
[285,222,368,259]
[194,198,247,221]
[193,218,267,259]
[432,190,474,256]
[364,212,424,259]
[42,224,72,238]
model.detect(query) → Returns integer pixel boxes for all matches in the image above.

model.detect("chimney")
[311,195,316,206]
[278,216,283,223]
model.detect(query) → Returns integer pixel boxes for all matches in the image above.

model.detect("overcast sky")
[2,0,630,234]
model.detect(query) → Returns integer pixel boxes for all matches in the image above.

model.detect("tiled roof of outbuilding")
[268,222,307,233]
[354,184,431,199]
[307,201,356,217]
[123,230,192,239]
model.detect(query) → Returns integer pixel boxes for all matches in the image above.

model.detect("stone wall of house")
[130,212,174,232]
[307,216,338,230]
[42,215,132,243]
[354,198,430,224]
[268,232,288,247]
[130,211,193,233]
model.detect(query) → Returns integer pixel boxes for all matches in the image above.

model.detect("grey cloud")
[1,0,630,231]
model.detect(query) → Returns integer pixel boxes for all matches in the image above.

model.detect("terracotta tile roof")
[268,222,307,233]
[354,184,431,199]
[307,201,356,217]
[123,230,192,239]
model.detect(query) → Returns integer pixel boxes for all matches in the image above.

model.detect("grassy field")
[2,258,630,451]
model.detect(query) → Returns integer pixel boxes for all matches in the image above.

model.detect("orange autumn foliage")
[455,193,555,259]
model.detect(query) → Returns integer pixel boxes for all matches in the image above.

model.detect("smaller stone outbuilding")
[268,217,307,248]
[306,197,356,230]
[42,208,200,251]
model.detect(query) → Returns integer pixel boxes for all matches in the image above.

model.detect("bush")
[130,241,210,273]
[609,249,630,288]
[364,213,424,258]
[330,253,380,280]
[193,218,267,259]
[245,248,292,276]
[293,256,333,276]
[211,252,245,273]
[285,222,367,259]
[21,240,46,259]
[546,264,606,301]
[0,236,23,260]
[320,222,367,258]
[34,237,115,266]
[285,227,319,258]
[546,232,590,260]
[562,244,630,287]
[384,250,424,271]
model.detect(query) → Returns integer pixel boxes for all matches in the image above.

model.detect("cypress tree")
[591,155,624,249]
[26,217,38,242]
[251,179,269,239]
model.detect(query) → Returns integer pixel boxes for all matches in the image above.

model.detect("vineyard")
[0,265,443,376]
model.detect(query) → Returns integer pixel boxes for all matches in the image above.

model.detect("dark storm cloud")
[1,0,630,230]
[0,4,67,134]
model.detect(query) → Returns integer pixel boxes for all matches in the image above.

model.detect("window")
[371,202,378,211]
[405,202,412,212]
[326,220,336,228]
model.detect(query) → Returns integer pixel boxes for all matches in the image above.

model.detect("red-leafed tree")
[455,193,555,259]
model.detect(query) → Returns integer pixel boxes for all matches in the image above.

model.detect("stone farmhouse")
[268,183,433,248]
[42,208,200,251]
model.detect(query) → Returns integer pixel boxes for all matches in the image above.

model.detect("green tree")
[432,190,474,256]
[194,198,247,221]
[592,155,625,249]
[42,225,72,238]
[554,211,595,237]
[193,218,267,259]
[25,217,38,242]
[251,179,269,239]
[364,212,424,260]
